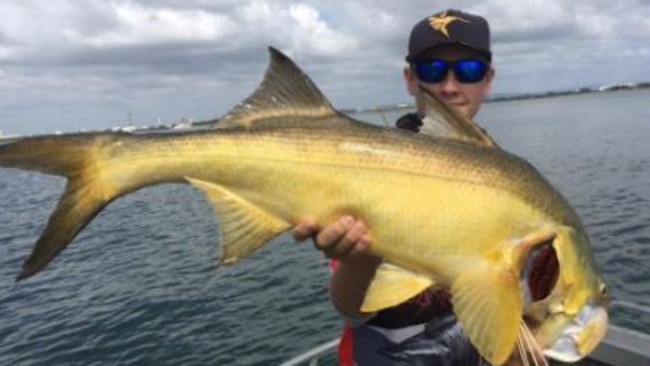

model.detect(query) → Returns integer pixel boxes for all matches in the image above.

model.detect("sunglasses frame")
[412,58,489,84]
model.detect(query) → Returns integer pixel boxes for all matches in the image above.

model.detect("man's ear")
[484,67,495,93]
[403,66,420,96]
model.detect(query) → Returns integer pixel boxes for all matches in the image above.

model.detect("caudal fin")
[0,133,125,280]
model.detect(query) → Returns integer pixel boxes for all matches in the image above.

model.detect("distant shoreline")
[7,82,646,136]
[344,81,650,114]
[487,82,650,103]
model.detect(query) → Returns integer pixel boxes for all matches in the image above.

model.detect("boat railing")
[280,299,650,366]
[279,338,339,366]
[610,299,650,316]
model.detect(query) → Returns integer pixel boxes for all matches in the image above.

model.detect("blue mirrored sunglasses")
[412,59,489,84]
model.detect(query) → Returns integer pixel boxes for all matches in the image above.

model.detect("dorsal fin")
[417,86,498,147]
[217,47,338,129]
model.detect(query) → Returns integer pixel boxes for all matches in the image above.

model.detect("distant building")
[0,130,21,141]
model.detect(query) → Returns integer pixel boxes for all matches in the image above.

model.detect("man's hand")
[293,216,372,262]
[295,216,379,318]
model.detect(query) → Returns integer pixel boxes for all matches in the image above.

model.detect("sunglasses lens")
[455,60,488,83]
[413,60,448,83]
[413,59,488,84]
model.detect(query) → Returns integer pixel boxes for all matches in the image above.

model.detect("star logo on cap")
[428,11,469,38]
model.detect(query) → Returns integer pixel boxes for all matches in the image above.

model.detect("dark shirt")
[366,288,452,328]
[395,112,423,132]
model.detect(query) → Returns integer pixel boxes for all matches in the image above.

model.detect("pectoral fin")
[451,263,522,365]
[186,177,291,264]
[361,263,434,313]
[417,87,497,147]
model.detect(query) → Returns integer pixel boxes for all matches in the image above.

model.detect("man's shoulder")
[395,112,422,132]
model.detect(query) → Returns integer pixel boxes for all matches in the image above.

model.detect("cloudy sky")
[1,0,649,135]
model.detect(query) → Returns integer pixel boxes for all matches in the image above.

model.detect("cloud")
[66,3,232,48]
[0,0,649,134]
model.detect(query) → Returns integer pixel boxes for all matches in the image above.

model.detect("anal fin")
[186,177,291,264]
[361,263,434,313]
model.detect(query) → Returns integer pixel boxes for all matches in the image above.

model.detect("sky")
[1,0,649,135]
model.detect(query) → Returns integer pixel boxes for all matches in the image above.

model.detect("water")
[1,90,649,364]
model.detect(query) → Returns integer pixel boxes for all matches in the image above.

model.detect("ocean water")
[1,89,649,365]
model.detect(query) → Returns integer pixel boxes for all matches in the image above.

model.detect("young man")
[295,9,495,365]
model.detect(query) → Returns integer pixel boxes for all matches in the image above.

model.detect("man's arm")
[294,216,380,319]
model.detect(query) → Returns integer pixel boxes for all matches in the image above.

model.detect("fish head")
[523,225,609,362]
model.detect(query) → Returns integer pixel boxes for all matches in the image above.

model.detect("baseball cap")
[406,9,491,63]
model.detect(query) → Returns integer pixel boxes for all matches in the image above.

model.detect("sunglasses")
[412,59,489,84]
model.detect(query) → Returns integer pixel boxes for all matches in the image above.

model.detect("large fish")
[0,47,607,365]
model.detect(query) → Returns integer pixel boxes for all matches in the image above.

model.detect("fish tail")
[16,178,113,280]
[1,133,127,280]
[0,134,97,175]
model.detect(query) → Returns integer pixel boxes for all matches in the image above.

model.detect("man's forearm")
[330,255,382,319]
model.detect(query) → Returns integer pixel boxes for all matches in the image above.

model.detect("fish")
[0,47,608,365]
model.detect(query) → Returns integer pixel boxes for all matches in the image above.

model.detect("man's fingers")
[339,234,372,261]
[295,216,372,261]
[317,217,367,259]
[293,220,317,242]
[315,216,353,250]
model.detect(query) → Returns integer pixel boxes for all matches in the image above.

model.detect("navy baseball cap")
[406,9,491,63]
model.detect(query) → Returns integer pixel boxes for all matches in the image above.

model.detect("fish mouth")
[543,304,608,362]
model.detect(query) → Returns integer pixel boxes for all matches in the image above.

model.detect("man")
[295,9,495,365]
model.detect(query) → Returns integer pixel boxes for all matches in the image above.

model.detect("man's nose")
[438,72,461,94]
